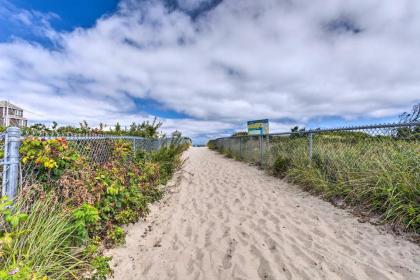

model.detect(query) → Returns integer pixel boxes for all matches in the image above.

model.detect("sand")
[107,147,419,280]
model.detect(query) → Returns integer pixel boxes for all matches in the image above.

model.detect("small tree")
[115,122,121,133]
[290,126,306,138]
[397,103,420,139]
[399,103,420,123]
[172,130,182,138]
[231,131,248,137]
[79,120,90,133]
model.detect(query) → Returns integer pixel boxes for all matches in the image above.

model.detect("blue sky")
[6,0,117,30]
[0,0,419,143]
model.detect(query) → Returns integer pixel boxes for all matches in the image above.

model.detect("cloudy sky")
[0,0,419,143]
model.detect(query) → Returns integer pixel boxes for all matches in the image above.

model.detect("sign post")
[247,119,269,165]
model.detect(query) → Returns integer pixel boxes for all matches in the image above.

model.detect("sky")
[0,0,419,143]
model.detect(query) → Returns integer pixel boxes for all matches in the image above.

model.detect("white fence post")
[3,127,21,200]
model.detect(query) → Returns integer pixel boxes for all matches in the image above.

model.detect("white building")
[0,101,28,127]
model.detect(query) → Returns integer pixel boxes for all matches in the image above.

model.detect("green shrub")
[106,226,125,246]
[90,256,112,280]
[141,137,188,184]
[8,135,187,278]
[207,140,217,150]
[72,204,100,241]
[273,156,291,178]
[20,137,79,182]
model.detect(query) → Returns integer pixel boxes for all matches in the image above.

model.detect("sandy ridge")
[107,147,419,280]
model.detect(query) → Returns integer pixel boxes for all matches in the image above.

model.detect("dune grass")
[1,196,88,279]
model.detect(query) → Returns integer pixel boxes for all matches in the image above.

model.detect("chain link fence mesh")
[17,134,189,189]
[209,122,420,170]
[0,132,185,196]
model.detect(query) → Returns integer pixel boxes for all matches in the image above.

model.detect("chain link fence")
[1,127,188,200]
[209,122,420,168]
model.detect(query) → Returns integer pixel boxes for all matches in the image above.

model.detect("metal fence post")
[266,135,270,164]
[3,127,21,200]
[1,134,7,197]
[132,138,137,154]
[308,132,313,163]
[259,134,263,165]
[158,138,163,150]
[239,137,242,160]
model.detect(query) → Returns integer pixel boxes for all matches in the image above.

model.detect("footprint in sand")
[222,238,238,269]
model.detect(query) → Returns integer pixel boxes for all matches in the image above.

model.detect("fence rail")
[0,127,185,200]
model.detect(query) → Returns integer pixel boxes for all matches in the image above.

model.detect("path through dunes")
[107,147,419,280]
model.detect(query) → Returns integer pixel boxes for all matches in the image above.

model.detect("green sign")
[247,119,269,135]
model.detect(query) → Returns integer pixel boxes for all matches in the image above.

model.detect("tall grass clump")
[1,196,87,279]
[271,133,420,232]
[207,140,217,150]
[145,137,189,184]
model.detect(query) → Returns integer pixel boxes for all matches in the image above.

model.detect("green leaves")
[0,197,12,212]
[4,213,28,230]
[1,197,28,231]
[19,137,79,182]
[72,204,100,240]
[91,256,113,280]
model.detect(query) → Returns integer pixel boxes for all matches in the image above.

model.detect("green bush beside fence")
[0,136,189,279]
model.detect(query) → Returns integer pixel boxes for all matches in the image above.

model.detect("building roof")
[0,101,24,111]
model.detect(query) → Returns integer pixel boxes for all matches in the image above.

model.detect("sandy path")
[107,147,419,280]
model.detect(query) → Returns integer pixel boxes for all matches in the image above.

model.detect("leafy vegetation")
[231,131,248,137]
[0,130,189,279]
[139,137,189,185]
[20,118,163,139]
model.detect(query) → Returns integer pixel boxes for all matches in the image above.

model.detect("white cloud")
[0,0,59,40]
[0,0,419,142]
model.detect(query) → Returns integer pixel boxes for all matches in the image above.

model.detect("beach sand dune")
[107,147,419,280]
